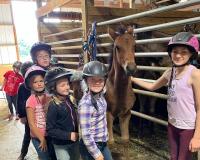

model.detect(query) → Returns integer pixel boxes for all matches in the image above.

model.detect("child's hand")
[95,154,104,160]
[70,132,79,141]
[39,138,47,152]
[189,137,200,152]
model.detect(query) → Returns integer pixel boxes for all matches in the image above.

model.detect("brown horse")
[106,26,136,143]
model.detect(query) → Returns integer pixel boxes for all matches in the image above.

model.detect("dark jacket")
[17,83,31,118]
[46,96,78,145]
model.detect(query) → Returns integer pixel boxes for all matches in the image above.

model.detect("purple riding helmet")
[24,65,46,90]
[167,32,199,58]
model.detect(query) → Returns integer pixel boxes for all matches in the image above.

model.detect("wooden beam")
[36,0,74,18]
[0,0,10,4]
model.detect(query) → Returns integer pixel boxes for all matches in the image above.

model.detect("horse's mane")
[108,26,127,71]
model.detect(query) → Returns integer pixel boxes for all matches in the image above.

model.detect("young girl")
[24,65,50,160]
[131,32,200,160]
[78,61,113,160]
[1,61,23,120]
[45,67,79,160]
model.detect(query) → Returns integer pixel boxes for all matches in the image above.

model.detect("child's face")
[13,67,20,73]
[87,76,105,93]
[171,46,192,66]
[30,75,45,92]
[36,50,50,68]
[56,78,70,96]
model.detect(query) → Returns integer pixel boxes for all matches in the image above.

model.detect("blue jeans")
[53,141,80,160]
[32,138,50,160]
[79,139,113,160]
[6,94,17,115]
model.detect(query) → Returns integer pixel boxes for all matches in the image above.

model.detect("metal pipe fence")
[97,0,200,26]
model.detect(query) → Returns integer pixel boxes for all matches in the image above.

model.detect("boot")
[17,153,26,160]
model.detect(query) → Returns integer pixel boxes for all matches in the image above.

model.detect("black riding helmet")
[82,61,108,79]
[45,67,72,94]
[30,42,51,63]
[20,61,33,77]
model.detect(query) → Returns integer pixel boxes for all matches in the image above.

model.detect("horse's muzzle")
[125,63,137,76]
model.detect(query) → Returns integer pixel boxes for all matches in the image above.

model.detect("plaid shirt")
[78,92,108,159]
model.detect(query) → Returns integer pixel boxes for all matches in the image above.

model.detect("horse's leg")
[107,111,114,143]
[149,97,157,134]
[138,95,147,138]
[119,110,131,142]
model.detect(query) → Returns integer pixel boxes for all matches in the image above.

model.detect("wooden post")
[10,3,20,61]
[81,0,92,64]
[129,0,132,8]
[36,0,42,41]
[120,0,123,8]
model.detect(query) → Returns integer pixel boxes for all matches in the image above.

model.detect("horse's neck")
[109,58,130,88]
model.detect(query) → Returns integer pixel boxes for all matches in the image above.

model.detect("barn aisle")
[0,92,38,160]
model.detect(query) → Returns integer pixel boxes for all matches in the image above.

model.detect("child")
[131,32,200,160]
[45,67,80,160]
[78,61,113,160]
[30,42,57,160]
[30,42,52,70]
[1,61,23,120]
[24,65,50,160]
[17,61,33,160]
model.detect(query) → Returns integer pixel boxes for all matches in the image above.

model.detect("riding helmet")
[167,32,199,58]
[30,42,51,62]
[24,65,46,90]
[45,67,72,94]
[20,61,33,77]
[82,61,108,79]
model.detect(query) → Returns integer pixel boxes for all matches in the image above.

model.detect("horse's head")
[108,26,137,76]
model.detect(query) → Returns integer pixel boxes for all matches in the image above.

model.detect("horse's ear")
[127,26,133,35]
[108,27,118,41]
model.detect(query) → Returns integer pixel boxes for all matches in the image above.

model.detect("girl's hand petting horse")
[39,138,47,151]
[96,154,104,160]
[70,132,79,141]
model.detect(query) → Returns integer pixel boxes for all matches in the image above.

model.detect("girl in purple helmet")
[131,32,200,160]
[24,65,50,160]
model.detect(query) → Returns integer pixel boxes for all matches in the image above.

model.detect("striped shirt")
[78,92,108,159]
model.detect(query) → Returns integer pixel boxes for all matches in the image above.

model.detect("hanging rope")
[82,21,97,62]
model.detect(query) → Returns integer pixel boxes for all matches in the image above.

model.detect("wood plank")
[87,6,200,18]
[36,0,74,18]
[0,0,10,4]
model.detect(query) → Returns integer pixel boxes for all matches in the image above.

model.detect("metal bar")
[133,89,168,99]
[98,17,200,38]
[47,34,200,46]
[131,110,168,126]
[137,66,169,72]
[47,38,82,45]
[52,54,80,58]
[97,0,200,26]
[52,45,82,50]
[134,16,200,33]
[136,34,200,44]
[43,28,82,39]
[57,61,79,65]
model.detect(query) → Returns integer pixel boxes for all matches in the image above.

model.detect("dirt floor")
[0,96,198,160]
